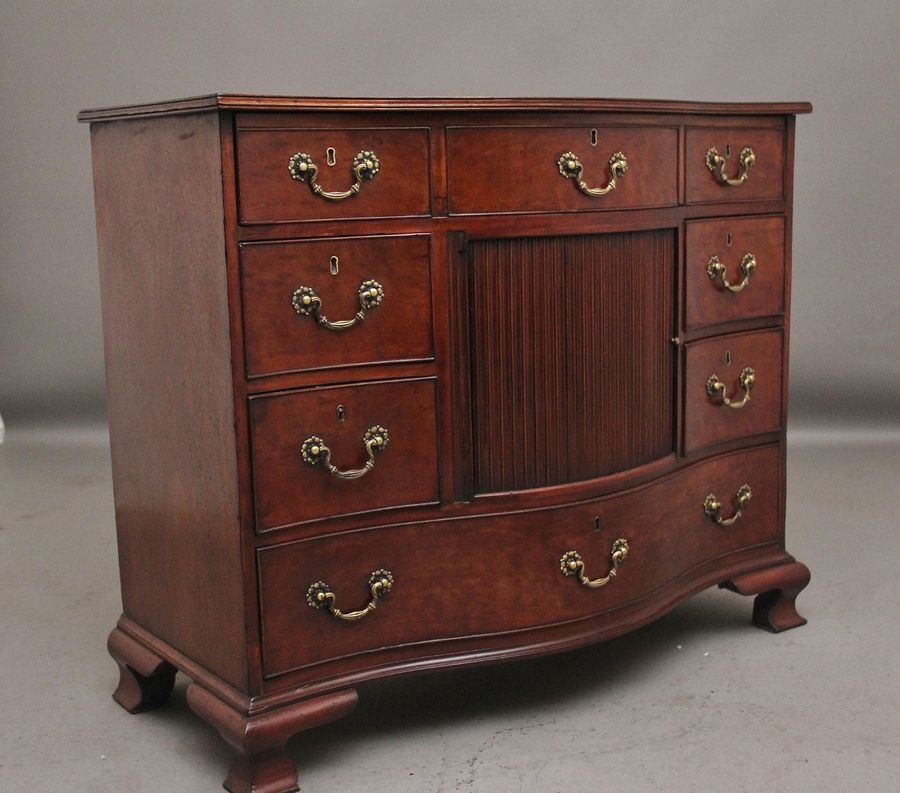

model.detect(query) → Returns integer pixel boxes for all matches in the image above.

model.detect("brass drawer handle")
[560,539,629,589]
[705,146,755,186]
[301,425,389,480]
[704,484,752,526]
[307,569,394,621]
[707,366,755,409]
[292,279,384,331]
[288,149,380,201]
[707,253,756,293]
[557,150,628,197]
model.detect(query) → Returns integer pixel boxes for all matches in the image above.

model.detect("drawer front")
[236,126,431,223]
[684,329,783,454]
[250,378,440,530]
[685,127,785,204]
[447,125,678,214]
[241,235,434,377]
[259,444,781,679]
[685,216,785,330]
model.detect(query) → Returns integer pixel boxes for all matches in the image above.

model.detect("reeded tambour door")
[467,230,676,493]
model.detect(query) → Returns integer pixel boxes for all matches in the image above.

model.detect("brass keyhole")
[336,404,346,422]
[590,128,598,147]
[594,516,602,531]
[726,232,733,247]
[330,255,340,275]
[326,147,337,167]
[725,351,732,365]
[725,144,732,158]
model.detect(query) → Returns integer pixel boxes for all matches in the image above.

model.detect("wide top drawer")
[236,126,431,224]
[447,125,678,214]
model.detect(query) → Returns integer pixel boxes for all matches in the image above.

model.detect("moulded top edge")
[77,94,813,123]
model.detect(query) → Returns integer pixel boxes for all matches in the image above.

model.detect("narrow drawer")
[258,444,781,679]
[249,378,440,530]
[684,329,783,454]
[235,125,431,223]
[685,127,785,204]
[447,125,678,214]
[685,216,785,330]
[241,234,433,377]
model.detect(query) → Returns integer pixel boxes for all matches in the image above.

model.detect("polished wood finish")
[83,95,810,793]
[108,627,177,713]
[721,561,811,632]
[683,328,784,454]
[187,683,358,793]
[259,443,780,680]
[240,234,434,377]
[89,113,247,690]
[467,230,675,492]
[77,94,813,122]
[685,216,785,330]
[236,126,431,223]
[249,377,440,529]
[685,126,785,204]
[447,124,678,214]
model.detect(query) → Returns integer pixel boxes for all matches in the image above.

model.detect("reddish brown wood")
[77,95,813,123]
[187,683,358,793]
[685,215,785,330]
[108,627,177,713]
[236,127,431,223]
[683,328,784,454]
[89,113,247,690]
[721,561,810,631]
[468,230,675,491]
[258,444,781,680]
[685,126,786,204]
[249,377,440,529]
[447,125,678,214]
[81,96,810,790]
[241,234,434,377]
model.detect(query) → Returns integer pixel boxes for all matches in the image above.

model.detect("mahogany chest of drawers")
[80,95,812,793]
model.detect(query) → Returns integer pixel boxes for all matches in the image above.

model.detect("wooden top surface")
[77,94,813,122]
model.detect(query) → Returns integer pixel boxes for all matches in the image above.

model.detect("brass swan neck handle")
[301,425,389,480]
[557,150,628,197]
[288,149,380,201]
[707,253,757,293]
[704,485,752,526]
[560,539,629,589]
[307,569,394,621]
[292,279,384,331]
[707,366,756,409]
[705,146,755,186]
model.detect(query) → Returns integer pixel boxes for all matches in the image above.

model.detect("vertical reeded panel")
[469,230,675,493]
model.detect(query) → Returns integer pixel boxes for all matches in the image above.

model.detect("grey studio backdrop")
[0,1,898,431]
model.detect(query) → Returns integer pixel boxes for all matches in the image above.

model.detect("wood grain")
[683,328,784,454]
[447,125,678,214]
[685,215,785,330]
[258,443,781,680]
[90,113,247,689]
[240,234,434,377]
[468,230,675,492]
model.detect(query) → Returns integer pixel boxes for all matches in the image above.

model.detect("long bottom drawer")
[258,444,781,679]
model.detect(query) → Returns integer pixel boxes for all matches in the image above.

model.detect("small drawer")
[235,125,431,223]
[258,444,780,679]
[685,216,785,330]
[249,378,439,530]
[685,127,785,204]
[241,234,433,377]
[447,125,678,214]
[684,329,783,454]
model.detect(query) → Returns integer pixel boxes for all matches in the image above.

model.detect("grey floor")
[1,424,898,793]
